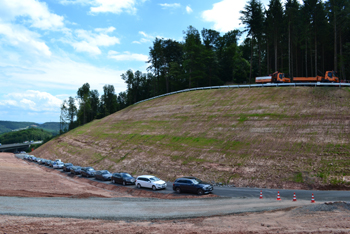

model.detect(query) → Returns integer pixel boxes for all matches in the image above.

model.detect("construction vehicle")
[256,71,339,83]
[293,71,339,83]
[255,71,290,83]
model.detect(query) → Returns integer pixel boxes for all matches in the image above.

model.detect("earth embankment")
[33,87,350,189]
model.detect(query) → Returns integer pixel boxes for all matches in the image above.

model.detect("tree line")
[60,0,350,133]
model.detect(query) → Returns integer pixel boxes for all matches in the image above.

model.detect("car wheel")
[197,189,204,195]
[175,187,181,194]
[152,185,156,191]
[123,181,126,186]
[137,183,141,189]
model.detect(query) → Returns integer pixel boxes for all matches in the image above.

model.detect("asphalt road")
[0,196,313,220]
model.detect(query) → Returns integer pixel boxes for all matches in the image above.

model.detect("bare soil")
[1,152,350,233]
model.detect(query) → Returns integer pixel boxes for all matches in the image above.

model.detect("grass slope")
[34,87,350,189]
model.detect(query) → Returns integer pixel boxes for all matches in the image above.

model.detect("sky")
[0,0,300,123]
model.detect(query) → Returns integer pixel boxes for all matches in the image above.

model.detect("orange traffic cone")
[277,191,281,200]
[311,193,315,203]
[293,192,297,202]
[259,190,263,199]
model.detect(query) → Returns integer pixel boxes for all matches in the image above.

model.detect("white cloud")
[0,0,65,30]
[0,23,51,56]
[186,6,193,14]
[108,51,148,62]
[2,90,62,112]
[60,0,141,14]
[132,31,155,44]
[202,0,246,32]
[159,3,181,9]
[65,28,120,55]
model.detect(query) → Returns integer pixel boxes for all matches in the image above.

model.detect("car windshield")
[102,171,110,174]
[121,173,132,177]
[190,178,202,184]
[87,168,94,171]
[149,177,160,181]
[58,162,64,165]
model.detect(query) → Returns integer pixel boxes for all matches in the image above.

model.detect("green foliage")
[0,128,53,144]
[0,121,60,135]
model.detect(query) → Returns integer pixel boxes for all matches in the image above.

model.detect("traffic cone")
[311,193,315,203]
[293,192,297,202]
[276,191,281,200]
[259,190,263,199]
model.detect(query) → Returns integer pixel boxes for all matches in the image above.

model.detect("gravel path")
[0,196,314,220]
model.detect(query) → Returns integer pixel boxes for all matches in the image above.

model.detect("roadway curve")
[0,196,314,220]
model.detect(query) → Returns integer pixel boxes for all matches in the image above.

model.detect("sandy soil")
[1,152,350,233]
[1,206,350,234]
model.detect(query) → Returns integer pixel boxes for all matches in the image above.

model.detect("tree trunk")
[267,38,269,74]
[305,39,308,77]
[340,30,346,80]
[274,35,278,71]
[334,9,337,71]
[315,35,317,76]
[258,41,261,76]
[250,38,253,83]
[289,22,291,76]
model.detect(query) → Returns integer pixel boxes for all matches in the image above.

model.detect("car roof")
[177,177,198,180]
[137,175,155,178]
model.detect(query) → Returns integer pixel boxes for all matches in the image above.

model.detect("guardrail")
[134,82,350,105]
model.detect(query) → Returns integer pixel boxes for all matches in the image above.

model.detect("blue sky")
[0,0,295,123]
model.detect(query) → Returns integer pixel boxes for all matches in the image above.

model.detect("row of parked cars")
[22,154,214,195]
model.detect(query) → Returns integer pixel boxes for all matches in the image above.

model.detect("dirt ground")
[1,153,350,234]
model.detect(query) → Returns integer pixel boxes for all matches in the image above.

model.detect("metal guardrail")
[134,82,350,105]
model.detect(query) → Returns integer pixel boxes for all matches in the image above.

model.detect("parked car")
[70,166,82,175]
[53,162,64,169]
[40,159,47,165]
[63,163,74,172]
[23,155,29,160]
[173,177,213,195]
[45,160,52,166]
[136,175,167,190]
[81,167,96,177]
[49,161,55,167]
[36,158,43,163]
[95,170,112,181]
[29,156,36,161]
[111,172,136,185]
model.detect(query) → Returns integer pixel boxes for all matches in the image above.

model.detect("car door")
[115,173,122,184]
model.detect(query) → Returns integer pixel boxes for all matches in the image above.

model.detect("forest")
[60,0,350,132]
[0,128,53,145]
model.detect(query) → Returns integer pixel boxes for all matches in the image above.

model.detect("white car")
[136,175,167,190]
[53,162,64,169]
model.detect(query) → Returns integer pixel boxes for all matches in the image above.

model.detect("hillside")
[34,87,350,189]
[0,121,60,135]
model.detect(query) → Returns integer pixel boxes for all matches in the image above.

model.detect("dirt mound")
[33,87,350,189]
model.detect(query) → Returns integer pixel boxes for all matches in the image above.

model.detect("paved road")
[0,196,314,220]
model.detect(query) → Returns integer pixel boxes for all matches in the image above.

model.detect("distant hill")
[0,121,60,135]
[0,128,53,145]
[33,87,350,189]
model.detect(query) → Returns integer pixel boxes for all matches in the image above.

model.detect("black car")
[173,177,213,195]
[95,170,112,181]
[63,163,73,172]
[111,172,136,185]
[45,160,52,166]
[40,159,47,165]
[81,167,96,177]
[70,166,82,175]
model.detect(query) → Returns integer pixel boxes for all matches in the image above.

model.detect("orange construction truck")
[292,71,339,83]
[255,71,291,83]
